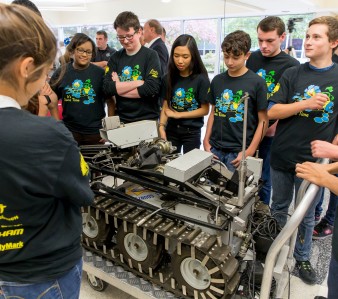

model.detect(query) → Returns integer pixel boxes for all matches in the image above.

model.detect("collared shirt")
[145,36,161,48]
[0,95,21,109]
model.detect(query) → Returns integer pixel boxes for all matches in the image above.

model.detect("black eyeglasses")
[116,31,137,41]
[76,48,93,56]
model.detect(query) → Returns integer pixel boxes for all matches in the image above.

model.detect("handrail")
[260,158,329,299]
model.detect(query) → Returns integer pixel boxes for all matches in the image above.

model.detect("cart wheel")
[86,273,108,292]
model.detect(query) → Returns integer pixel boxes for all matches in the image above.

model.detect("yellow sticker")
[80,153,89,176]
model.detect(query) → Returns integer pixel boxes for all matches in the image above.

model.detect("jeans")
[210,148,237,172]
[315,175,338,226]
[258,136,273,205]
[270,168,323,261]
[328,255,338,299]
[166,124,201,154]
[0,258,82,299]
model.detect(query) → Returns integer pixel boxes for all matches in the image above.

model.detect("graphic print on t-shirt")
[64,79,96,104]
[171,87,198,111]
[214,89,245,123]
[256,68,277,98]
[288,84,334,124]
[120,65,143,81]
[0,203,24,252]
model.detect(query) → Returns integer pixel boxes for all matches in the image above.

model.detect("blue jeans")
[270,168,323,261]
[328,255,338,299]
[210,148,237,172]
[166,124,201,154]
[315,175,338,225]
[0,258,82,299]
[258,136,273,205]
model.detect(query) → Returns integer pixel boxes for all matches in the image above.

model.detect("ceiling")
[5,0,338,25]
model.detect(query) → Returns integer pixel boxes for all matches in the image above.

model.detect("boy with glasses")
[103,11,161,124]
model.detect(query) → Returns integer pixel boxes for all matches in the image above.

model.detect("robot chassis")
[81,116,267,299]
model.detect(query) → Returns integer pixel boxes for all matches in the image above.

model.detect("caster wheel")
[86,274,108,292]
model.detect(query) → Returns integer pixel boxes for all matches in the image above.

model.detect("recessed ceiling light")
[161,0,171,3]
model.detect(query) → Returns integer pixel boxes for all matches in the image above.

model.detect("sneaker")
[296,260,317,285]
[314,297,327,299]
[313,219,333,239]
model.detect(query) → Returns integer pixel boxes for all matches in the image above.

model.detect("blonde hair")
[0,4,56,90]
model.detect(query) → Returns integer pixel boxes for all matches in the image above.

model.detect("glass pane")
[81,25,101,42]
[160,20,181,49]
[184,19,218,74]
[102,24,122,51]
[63,26,78,40]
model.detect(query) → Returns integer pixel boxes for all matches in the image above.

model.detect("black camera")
[287,17,304,33]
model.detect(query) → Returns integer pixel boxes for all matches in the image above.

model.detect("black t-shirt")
[103,46,161,123]
[247,50,300,99]
[160,73,210,128]
[0,107,93,282]
[93,45,116,62]
[270,63,338,172]
[208,70,267,152]
[51,63,106,134]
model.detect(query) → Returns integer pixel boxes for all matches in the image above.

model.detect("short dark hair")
[222,30,251,56]
[67,33,96,59]
[96,30,108,39]
[257,16,285,36]
[11,0,41,16]
[114,11,140,32]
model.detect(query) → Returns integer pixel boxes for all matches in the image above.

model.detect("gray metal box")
[164,149,213,182]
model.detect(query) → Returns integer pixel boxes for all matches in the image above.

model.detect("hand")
[231,152,243,168]
[231,149,255,168]
[203,139,212,152]
[296,162,331,187]
[311,140,338,159]
[159,127,167,140]
[305,93,329,110]
[111,72,120,82]
[39,82,53,97]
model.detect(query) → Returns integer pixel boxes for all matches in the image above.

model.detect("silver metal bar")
[260,158,328,299]
[237,92,249,206]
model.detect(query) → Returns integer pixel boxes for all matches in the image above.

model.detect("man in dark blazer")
[143,19,169,76]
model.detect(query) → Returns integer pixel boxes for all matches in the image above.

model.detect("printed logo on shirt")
[171,87,198,111]
[149,69,158,78]
[64,79,96,104]
[80,153,89,176]
[290,84,334,123]
[214,89,245,122]
[119,65,143,81]
[0,204,24,252]
[256,68,276,98]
